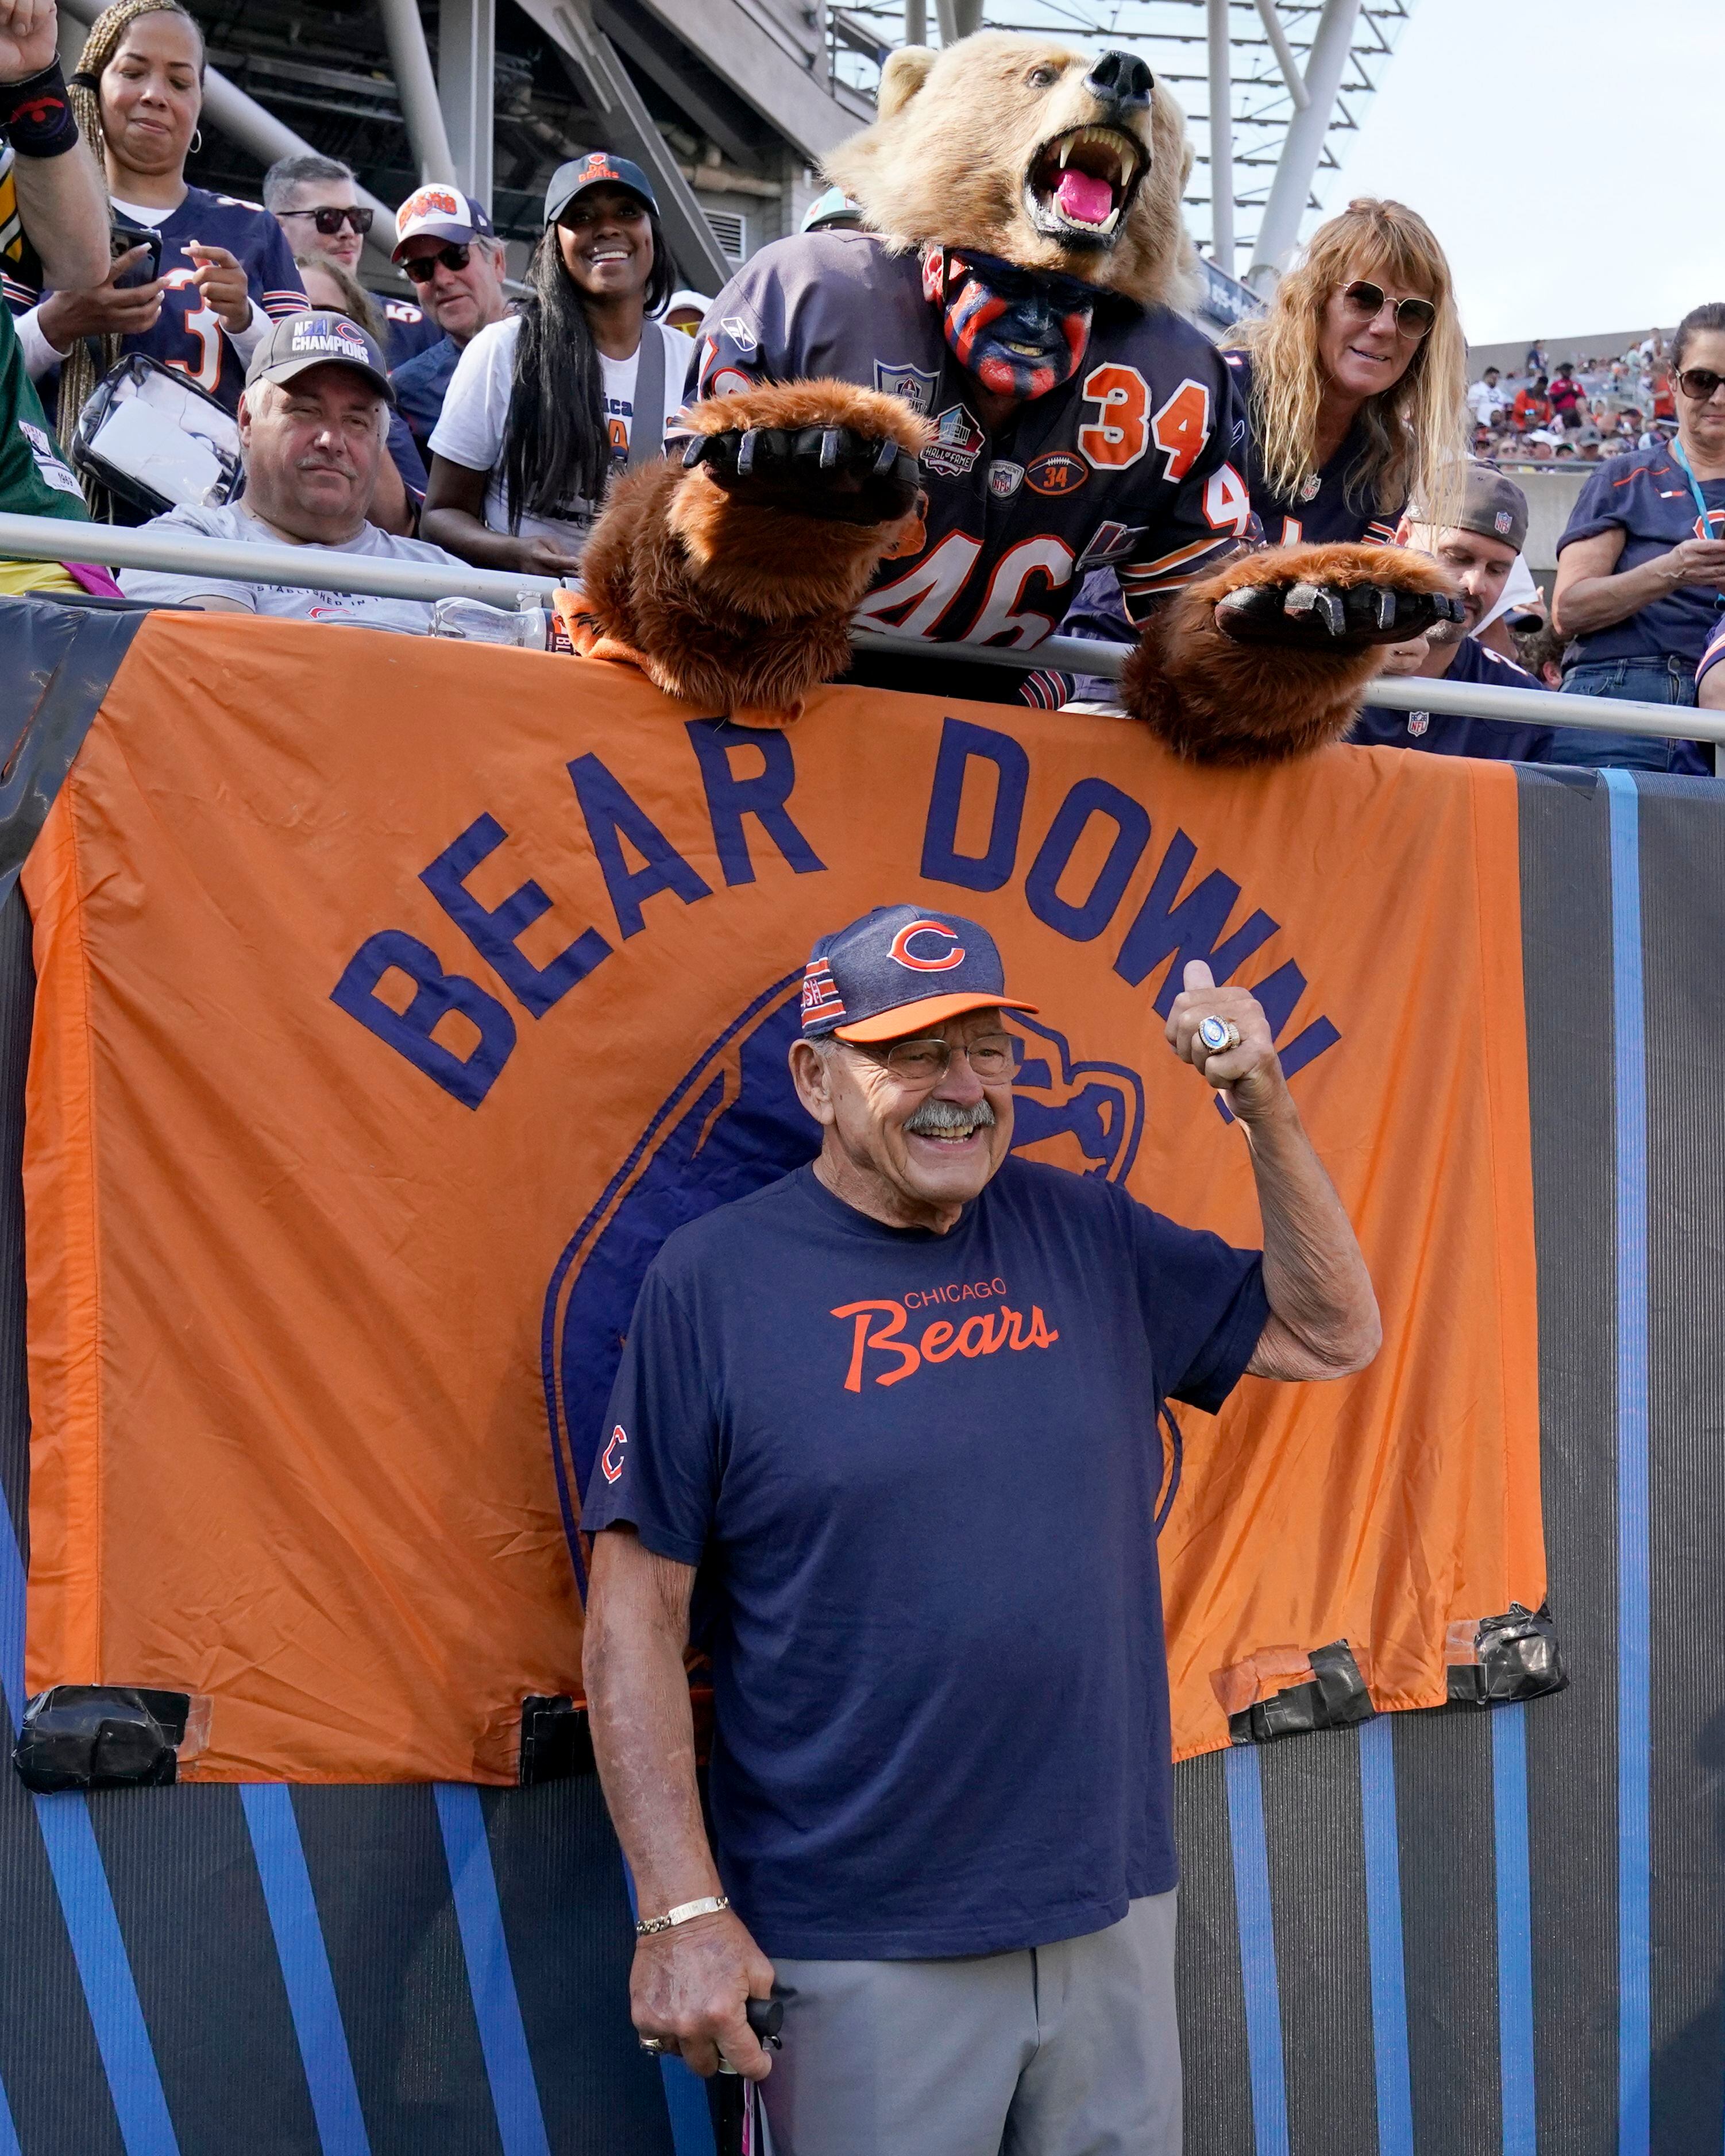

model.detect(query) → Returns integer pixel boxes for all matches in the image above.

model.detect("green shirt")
[0,145,87,525]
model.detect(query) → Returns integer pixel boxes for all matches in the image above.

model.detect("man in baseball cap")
[582,896,1377,2147]
[1355,462,1557,761]
[117,312,463,633]
[388,187,510,451]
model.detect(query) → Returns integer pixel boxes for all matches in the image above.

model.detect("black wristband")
[1,60,80,160]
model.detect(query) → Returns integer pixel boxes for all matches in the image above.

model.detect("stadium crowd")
[0,0,1722,774]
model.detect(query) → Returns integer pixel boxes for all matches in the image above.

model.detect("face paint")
[928,246,1097,402]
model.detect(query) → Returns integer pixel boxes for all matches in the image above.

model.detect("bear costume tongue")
[1055,167,1114,227]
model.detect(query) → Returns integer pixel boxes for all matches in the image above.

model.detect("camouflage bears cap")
[800,903,1038,1042]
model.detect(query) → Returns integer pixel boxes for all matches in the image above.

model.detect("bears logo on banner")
[20,615,1542,1782]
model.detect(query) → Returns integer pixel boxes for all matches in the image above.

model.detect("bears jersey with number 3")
[11,185,306,423]
[696,230,1258,648]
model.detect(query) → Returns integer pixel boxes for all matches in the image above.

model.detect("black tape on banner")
[1228,1640,1376,1746]
[13,1686,193,1791]
[1445,1604,1569,1709]
[518,1694,597,1785]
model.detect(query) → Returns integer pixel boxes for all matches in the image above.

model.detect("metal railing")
[2,511,1716,748]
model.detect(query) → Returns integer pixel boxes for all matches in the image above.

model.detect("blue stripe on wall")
[1492,1705,1537,2155]
[238,1784,371,2156]
[1357,1718,1414,2156]
[433,1783,553,2156]
[619,1857,718,2156]
[1603,767,1650,2156]
[0,1491,180,2156]
[1224,1744,1290,2156]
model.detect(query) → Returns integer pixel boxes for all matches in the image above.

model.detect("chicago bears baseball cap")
[800,904,1038,1042]
[391,184,495,261]
[545,152,659,226]
[245,312,395,405]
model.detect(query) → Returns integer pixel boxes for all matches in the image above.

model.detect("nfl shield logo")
[1408,712,1430,736]
[989,459,1024,500]
[875,360,939,416]
[1494,509,1513,534]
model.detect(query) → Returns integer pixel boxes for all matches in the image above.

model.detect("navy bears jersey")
[375,294,443,369]
[1353,635,1554,761]
[697,231,1256,651]
[1221,350,1402,548]
[13,185,305,423]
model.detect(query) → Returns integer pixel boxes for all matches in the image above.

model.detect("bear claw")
[1215,579,1467,651]
[685,423,923,526]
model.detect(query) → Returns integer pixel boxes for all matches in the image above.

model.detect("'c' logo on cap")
[889,919,965,971]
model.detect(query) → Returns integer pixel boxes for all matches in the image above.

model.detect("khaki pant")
[759,1891,1180,2156]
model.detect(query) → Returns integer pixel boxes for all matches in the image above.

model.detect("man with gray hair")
[261,153,442,366]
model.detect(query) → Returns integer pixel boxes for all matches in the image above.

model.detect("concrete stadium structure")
[55,0,1417,323]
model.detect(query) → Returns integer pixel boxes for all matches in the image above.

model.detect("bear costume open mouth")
[1024,125,1147,245]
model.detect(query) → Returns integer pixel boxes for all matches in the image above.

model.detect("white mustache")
[904,1097,997,1138]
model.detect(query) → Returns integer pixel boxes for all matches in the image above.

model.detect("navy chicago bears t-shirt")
[1352,634,1556,760]
[582,1156,1268,1961]
[1556,446,1725,667]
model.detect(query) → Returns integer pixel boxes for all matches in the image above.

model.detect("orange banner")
[20,613,1541,1781]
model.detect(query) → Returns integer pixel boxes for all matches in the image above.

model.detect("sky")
[1308,0,1722,347]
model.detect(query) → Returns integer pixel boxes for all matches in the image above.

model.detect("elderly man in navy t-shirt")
[581,903,1381,2156]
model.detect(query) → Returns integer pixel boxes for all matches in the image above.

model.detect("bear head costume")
[576,32,1459,756]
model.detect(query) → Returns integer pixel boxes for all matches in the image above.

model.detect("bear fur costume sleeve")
[578,31,1463,762]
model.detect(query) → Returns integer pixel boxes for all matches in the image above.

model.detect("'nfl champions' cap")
[800,904,1038,1042]
[245,312,395,405]
[391,184,495,261]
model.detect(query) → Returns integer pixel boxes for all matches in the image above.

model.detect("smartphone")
[109,213,162,289]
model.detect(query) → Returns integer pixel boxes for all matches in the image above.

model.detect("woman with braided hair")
[11,0,304,513]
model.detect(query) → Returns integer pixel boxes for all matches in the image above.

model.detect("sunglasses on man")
[277,204,375,237]
[1338,280,1437,339]
[402,243,474,283]
[1676,368,1725,403]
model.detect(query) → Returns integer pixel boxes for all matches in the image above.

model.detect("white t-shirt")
[117,500,461,633]
[427,313,690,553]
[1467,378,1505,424]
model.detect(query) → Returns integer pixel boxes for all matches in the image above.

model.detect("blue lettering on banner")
[1025,777,1151,942]
[420,813,612,1017]
[330,930,516,1109]
[567,753,714,938]
[1114,830,1278,1015]
[684,720,826,886]
[920,718,1031,891]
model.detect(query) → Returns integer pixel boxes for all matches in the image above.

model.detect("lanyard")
[1670,436,1719,538]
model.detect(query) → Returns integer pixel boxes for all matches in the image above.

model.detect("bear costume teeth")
[1025,125,1148,244]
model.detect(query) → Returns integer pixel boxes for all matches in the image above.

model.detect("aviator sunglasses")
[1676,368,1725,403]
[402,244,472,283]
[278,204,375,237]
[1338,280,1437,339]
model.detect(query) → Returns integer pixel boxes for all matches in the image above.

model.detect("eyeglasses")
[402,244,471,283]
[279,204,375,237]
[1338,280,1437,339]
[852,1033,1016,1087]
[1676,368,1725,403]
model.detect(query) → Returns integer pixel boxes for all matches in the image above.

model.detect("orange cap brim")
[832,992,1039,1044]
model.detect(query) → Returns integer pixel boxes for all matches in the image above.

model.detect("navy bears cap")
[546,152,659,226]
[245,312,395,405]
[800,904,1038,1043]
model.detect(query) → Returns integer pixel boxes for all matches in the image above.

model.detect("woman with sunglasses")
[12,0,305,503]
[1548,302,1725,773]
[1219,197,1466,551]
[422,155,689,581]
[1064,198,1464,689]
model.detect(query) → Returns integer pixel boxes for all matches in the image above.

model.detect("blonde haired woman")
[1222,196,1467,547]
[1064,197,1465,678]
